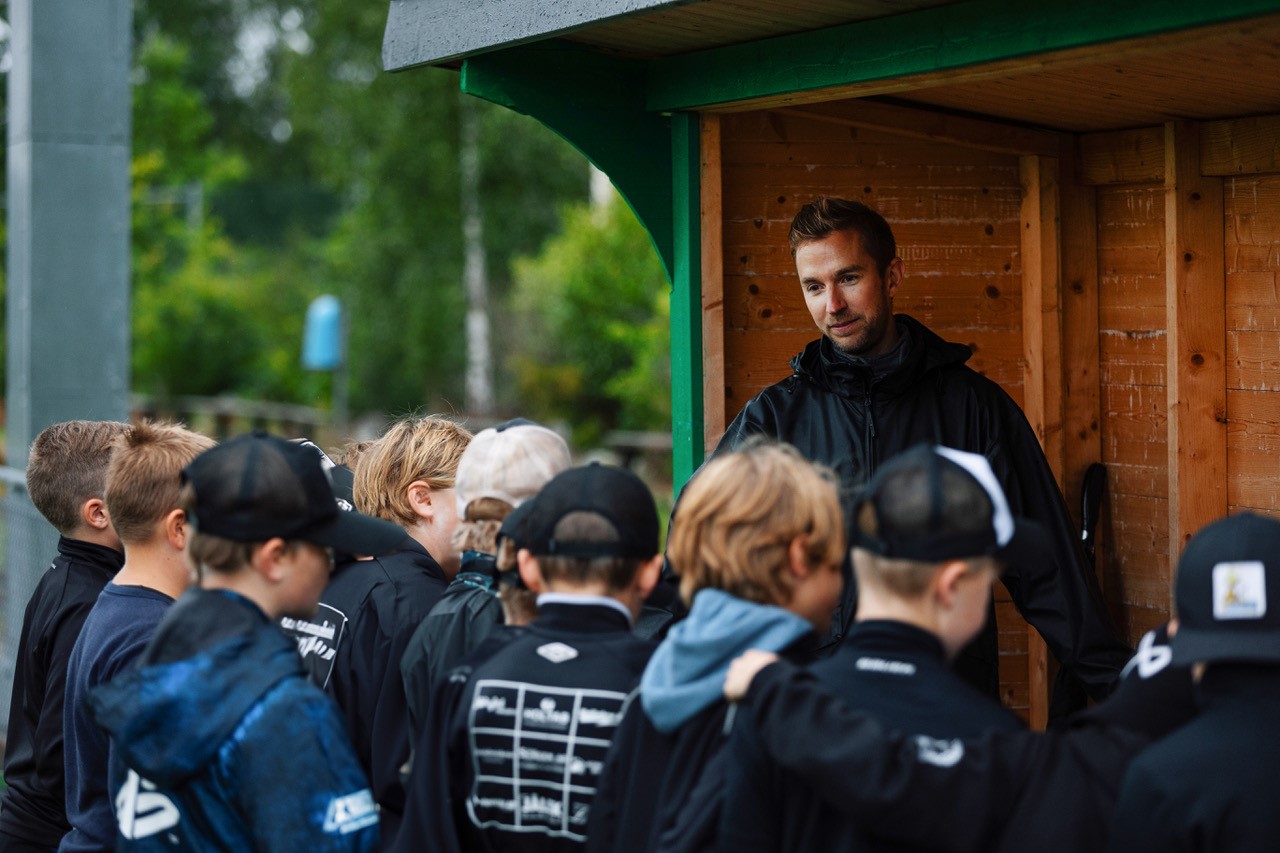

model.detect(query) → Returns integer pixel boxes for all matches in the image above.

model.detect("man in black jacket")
[719,445,1027,853]
[715,196,1129,702]
[0,421,128,853]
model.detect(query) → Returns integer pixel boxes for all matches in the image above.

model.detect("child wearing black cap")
[720,444,1036,853]
[88,433,406,851]
[707,446,1202,853]
[393,463,663,853]
[1106,512,1280,852]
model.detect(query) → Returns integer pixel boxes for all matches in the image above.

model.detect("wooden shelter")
[383,0,1280,724]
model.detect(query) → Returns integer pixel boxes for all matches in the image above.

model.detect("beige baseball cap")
[454,419,572,519]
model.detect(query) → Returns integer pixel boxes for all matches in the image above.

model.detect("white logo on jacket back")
[116,770,180,840]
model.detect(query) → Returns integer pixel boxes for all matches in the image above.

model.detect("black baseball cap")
[294,438,355,512]
[182,432,406,556]
[853,444,1045,565]
[1171,512,1280,666]
[523,463,659,559]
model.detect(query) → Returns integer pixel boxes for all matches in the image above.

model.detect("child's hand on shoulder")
[724,650,779,703]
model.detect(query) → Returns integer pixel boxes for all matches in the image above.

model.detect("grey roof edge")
[382,0,698,71]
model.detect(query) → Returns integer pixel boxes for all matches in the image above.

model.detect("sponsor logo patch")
[914,736,964,768]
[854,656,917,676]
[1213,561,1267,620]
[323,789,378,835]
[536,642,579,664]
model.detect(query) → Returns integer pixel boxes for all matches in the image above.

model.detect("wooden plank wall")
[1082,116,1280,645]
[710,106,1280,715]
[715,109,1034,718]
[1094,180,1171,643]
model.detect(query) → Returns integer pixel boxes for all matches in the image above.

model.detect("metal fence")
[0,467,60,741]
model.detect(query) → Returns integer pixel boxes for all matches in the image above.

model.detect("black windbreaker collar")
[531,602,633,636]
[57,535,124,575]
[845,619,948,664]
[790,314,973,398]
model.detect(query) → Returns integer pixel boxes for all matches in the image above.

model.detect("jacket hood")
[640,589,812,733]
[790,314,973,398]
[89,625,303,787]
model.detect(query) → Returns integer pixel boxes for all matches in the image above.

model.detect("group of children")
[0,415,1275,851]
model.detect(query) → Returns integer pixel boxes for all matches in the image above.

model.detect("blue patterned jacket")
[90,589,379,852]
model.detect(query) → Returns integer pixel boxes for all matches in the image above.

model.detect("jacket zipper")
[864,389,877,475]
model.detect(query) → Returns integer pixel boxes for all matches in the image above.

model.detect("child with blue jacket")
[89,433,406,852]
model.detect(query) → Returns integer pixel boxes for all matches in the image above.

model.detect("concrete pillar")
[3,0,132,716]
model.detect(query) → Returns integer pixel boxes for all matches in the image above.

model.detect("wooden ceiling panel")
[897,21,1280,132]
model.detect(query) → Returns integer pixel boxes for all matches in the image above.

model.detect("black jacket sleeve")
[986,403,1132,701]
[392,667,471,853]
[331,597,414,843]
[737,645,1195,853]
[714,714,782,853]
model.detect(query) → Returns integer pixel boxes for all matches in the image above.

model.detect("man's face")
[795,229,902,356]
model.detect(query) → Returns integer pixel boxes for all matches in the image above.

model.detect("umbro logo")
[536,642,579,664]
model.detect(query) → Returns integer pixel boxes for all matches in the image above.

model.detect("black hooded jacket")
[714,315,1130,699]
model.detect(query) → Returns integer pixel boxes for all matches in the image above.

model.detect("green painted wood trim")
[462,42,675,277]
[647,0,1280,110]
[669,112,703,490]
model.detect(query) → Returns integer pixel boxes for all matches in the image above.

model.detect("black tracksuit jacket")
[585,636,818,853]
[399,557,504,737]
[731,628,1197,853]
[319,539,446,848]
[0,538,123,852]
[714,316,1131,700]
[394,601,654,853]
[1105,665,1280,853]
[719,620,1023,853]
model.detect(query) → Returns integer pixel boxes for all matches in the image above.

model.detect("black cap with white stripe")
[853,444,1045,566]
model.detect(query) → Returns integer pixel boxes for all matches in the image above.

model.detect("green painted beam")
[462,42,674,278]
[669,113,703,490]
[647,0,1280,110]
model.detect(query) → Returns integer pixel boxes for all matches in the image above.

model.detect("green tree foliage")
[130,32,323,404]
[280,1,589,414]
[115,0,673,443]
[510,197,671,449]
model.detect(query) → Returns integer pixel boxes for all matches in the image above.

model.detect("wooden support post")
[1020,154,1064,731]
[700,115,726,455]
[1164,121,1228,573]
[1059,141,1103,560]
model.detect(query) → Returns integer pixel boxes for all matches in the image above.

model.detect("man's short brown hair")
[669,442,845,607]
[26,420,133,535]
[353,416,472,527]
[105,421,215,545]
[788,196,897,276]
